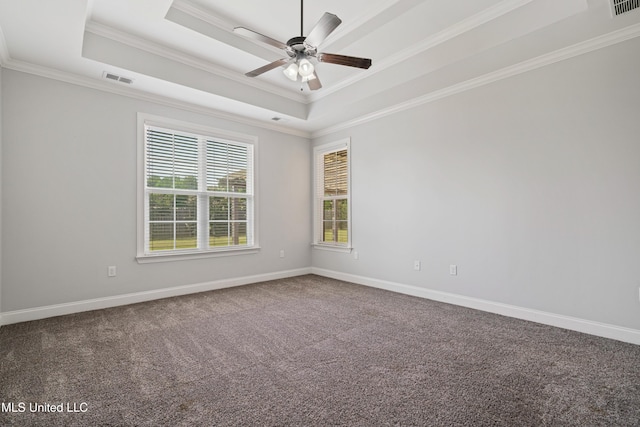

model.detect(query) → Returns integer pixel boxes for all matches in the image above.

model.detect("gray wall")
[1,70,311,311]
[312,37,640,331]
[1,37,639,335]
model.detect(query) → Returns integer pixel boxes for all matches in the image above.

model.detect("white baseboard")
[311,267,640,346]
[0,268,312,326]
[3,266,639,346]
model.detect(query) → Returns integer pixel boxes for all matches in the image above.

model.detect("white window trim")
[312,138,352,252]
[136,113,260,263]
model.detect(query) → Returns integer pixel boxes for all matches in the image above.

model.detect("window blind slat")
[323,149,348,196]
[144,124,255,254]
[206,140,249,193]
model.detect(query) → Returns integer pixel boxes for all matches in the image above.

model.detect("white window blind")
[205,140,253,248]
[140,120,256,258]
[314,139,351,248]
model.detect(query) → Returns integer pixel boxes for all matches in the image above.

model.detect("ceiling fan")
[233,0,372,91]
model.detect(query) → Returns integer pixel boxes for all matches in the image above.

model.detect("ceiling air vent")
[611,0,639,16]
[103,71,133,84]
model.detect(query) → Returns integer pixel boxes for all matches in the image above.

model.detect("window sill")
[312,244,352,254]
[136,247,261,263]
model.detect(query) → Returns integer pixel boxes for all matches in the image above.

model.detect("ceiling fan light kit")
[283,63,299,81]
[233,0,372,91]
[297,59,315,77]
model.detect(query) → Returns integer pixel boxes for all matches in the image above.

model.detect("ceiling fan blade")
[304,12,342,48]
[317,53,372,69]
[245,58,291,77]
[308,72,322,91]
[234,27,288,51]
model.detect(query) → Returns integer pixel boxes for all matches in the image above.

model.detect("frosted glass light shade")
[297,59,314,77]
[283,63,299,81]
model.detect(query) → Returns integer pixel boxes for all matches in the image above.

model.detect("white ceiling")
[0,0,639,136]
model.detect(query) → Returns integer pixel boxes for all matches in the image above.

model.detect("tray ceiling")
[1,0,639,135]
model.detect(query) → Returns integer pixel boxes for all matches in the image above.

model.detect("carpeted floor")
[1,274,639,426]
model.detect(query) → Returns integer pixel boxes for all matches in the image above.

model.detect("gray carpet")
[1,274,639,426]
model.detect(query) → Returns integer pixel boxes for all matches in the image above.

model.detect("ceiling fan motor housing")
[286,36,307,52]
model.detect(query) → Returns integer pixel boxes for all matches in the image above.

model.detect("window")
[137,114,258,261]
[313,139,351,250]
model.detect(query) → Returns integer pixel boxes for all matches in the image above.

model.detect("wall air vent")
[611,0,639,16]
[103,71,133,84]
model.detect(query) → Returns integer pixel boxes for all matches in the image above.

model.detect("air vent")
[611,0,639,16]
[103,71,133,84]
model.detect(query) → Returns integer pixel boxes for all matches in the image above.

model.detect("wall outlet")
[353,251,359,260]
[279,250,285,258]
[450,265,457,276]
[414,260,421,271]
[107,266,117,277]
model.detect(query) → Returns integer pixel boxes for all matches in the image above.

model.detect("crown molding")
[308,0,535,103]
[312,22,640,138]
[172,0,402,52]
[2,58,311,138]
[84,21,307,104]
[318,0,405,49]
[170,0,235,31]
[0,25,10,66]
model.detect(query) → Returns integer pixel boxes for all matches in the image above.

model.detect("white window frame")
[313,138,352,252]
[137,113,259,263]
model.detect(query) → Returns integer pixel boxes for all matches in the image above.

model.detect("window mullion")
[173,194,177,250]
[227,207,232,247]
[331,200,338,243]
[144,191,150,253]
[197,194,206,250]
[198,137,208,250]
[171,133,176,190]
